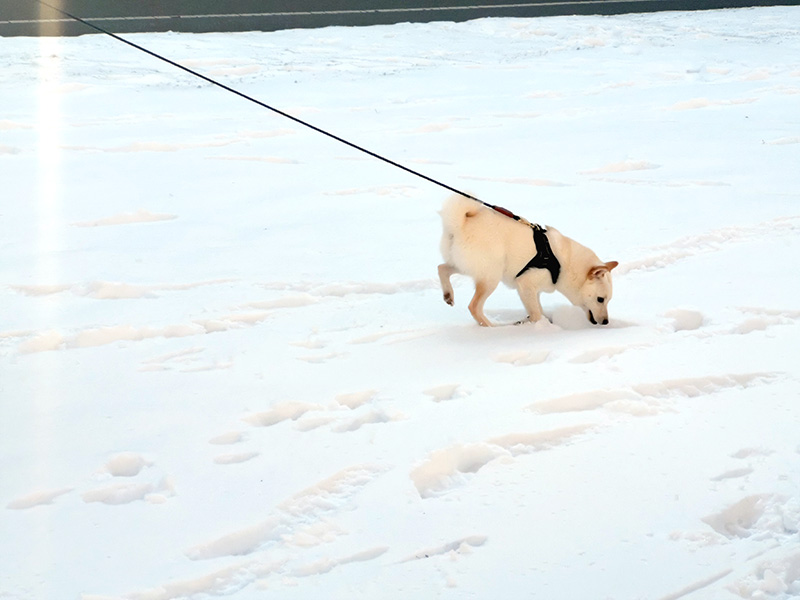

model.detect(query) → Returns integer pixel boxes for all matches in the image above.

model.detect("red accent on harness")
[492,205,517,220]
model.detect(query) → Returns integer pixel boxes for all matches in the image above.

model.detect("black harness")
[515,224,561,284]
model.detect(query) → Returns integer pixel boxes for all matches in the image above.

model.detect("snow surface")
[2,6,800,599]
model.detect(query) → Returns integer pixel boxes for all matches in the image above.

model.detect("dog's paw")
[443,293,454,306]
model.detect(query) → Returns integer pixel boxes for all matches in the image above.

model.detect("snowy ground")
[2,6,800,599]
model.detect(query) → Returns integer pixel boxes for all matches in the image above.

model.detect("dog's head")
[579,261,618,325]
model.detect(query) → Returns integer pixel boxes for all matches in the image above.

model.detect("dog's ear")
[588,262,617,280]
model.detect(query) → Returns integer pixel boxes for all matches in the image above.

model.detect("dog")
[438,193,618,327]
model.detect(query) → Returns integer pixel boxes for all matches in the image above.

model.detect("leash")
[35,0,542,231]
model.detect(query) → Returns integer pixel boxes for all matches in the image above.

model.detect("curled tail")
[439,193,480,236]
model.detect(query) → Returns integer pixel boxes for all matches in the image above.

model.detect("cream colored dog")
[438,194,618,327]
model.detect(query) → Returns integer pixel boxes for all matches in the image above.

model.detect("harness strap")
[473,197,561,284]
[515,224,561,284]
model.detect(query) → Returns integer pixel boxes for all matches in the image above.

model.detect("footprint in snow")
[335,389,377,409]
[243,401,322,427]
[82,478,176,505]
[102,452,152,477]
[292,546,389,577]
[493,350,550,367]
[423,384,466,402]
[410,425,591,498]
[185,463,386,560]
[331,409,397,433]
[6,487,73,510]
[664,307,705,331]
[568,346,632,364]
[528,372,779,416]
[399,535,488,562]
[213,452,260,465]
[82,452,175,505]
[208,431,245,445]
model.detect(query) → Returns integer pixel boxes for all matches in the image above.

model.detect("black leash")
[35,1,486,200]
[35,0,547,231]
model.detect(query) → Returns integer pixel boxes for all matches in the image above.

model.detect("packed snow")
[2,6,800,599]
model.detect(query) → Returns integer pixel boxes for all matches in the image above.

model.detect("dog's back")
[439,194,532,285]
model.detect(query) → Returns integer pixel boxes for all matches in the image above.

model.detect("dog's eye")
[597,297,605,303]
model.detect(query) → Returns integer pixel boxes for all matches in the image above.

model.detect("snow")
[2,6,800,599]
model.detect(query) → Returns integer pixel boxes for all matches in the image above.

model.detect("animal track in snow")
[11,279,235,302]
[663,308,705,331]
[243,293,318,311]
[493,350,551,366]
[588,176,730,187]
[140,347,232,373]
[423,384,466,402]
[325,184,417,198]
[241,391,398,434]
[710,467,754,482]
[668,494,800,598]
[262,279,436,298]
[667,96,757,111]
[7,453,169,509]
[729,547,800,598]
[618,216,799,276]
[410,425,592,498]
[6,487,73,510]
[400,535,488,562]
[214,452,260,465]
[331,409,398,433]
[568,345,639,364]
[292,547,388,577]
[209,431,245,445]
[731,307,800,335]
[348,328,422,345]
[244,401,323,427]
[460,174,568,187]
[19,309,271,354]
[579,159,660,174]
[185,463,386,560]
[102,452,152,477]
[529,372,779,416]
[82,478,176,505]
[83,453,175,505]
[70,209,177,228]
[702,494,799,540]
[335,390,377,409]
[296,351,346,363]
[731,447,774,460]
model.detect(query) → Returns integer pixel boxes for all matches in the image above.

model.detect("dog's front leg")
[438,263,457,306]
[516,277,546,324]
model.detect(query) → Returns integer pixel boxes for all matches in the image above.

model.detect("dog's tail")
[439,193,480,234]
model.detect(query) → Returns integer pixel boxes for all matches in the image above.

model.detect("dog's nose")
[602,318,609,325]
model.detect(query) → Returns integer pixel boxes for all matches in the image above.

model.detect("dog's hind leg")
[438,263,458,306]
[468,280,499,327]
